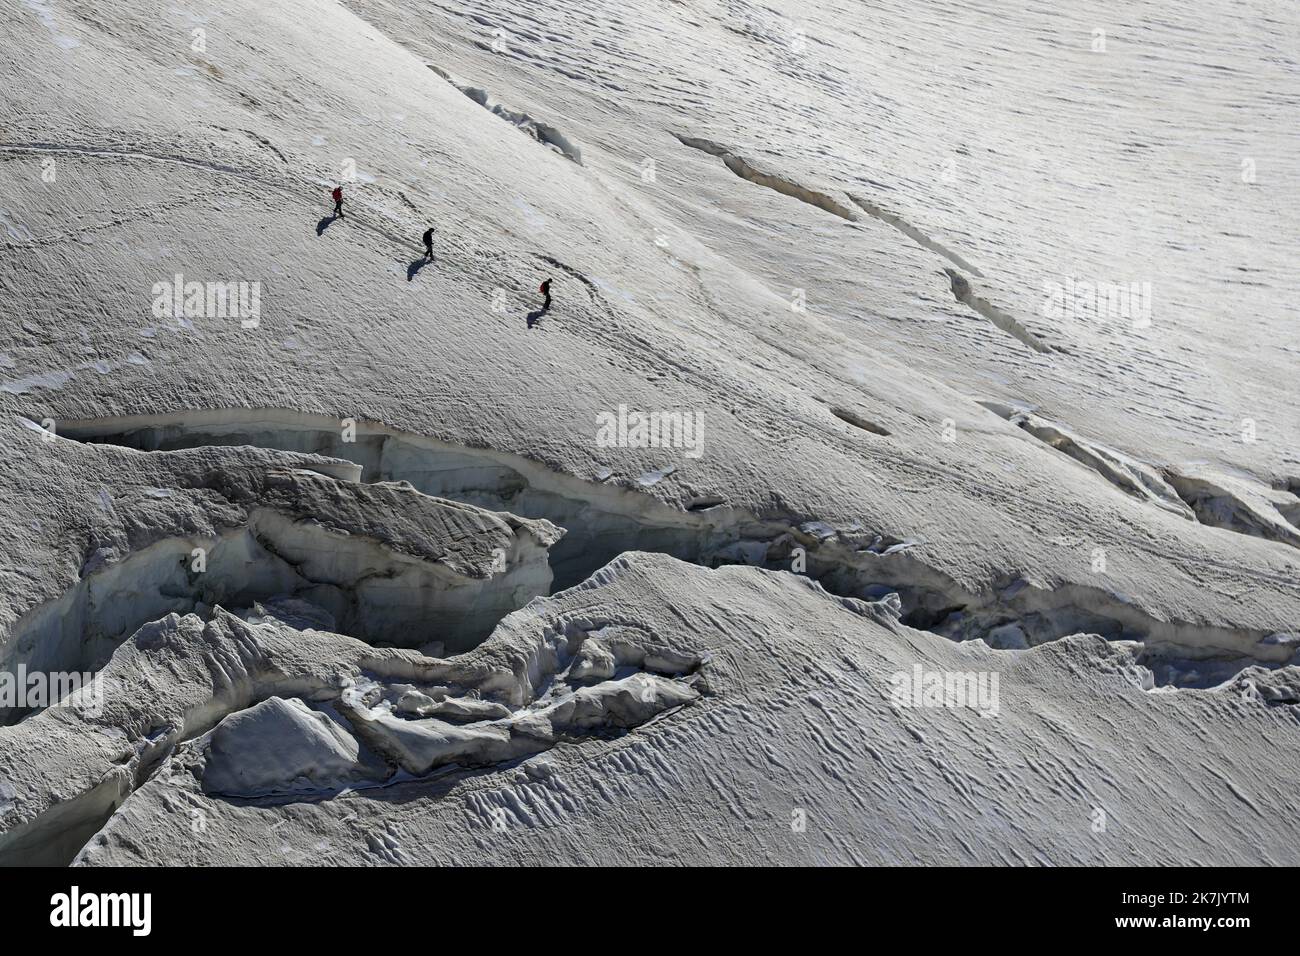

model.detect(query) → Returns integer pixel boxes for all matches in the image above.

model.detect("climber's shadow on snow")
[316,215,339,236]
[407,256,433,281]
[526,303,551,329]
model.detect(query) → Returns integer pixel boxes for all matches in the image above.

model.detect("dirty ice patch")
[2,370,74,395]
[637,465,677,487]
[0,354,15,370]
[4,355,151,393]
[20,0,80,49]
[0,209,34,242]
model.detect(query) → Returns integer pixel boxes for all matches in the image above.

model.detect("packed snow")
[0,0,1297,865]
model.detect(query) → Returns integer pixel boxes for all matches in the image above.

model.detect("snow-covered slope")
[0,0,1297,865]
[57,555,1300,866]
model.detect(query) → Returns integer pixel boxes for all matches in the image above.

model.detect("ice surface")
[0,0,1297,866]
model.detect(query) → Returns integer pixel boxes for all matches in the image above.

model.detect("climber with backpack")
[331,185,344,219]
[527,277,553,329]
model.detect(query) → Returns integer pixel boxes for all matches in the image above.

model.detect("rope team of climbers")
[326,184,554,327]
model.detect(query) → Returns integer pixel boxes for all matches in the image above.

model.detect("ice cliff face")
[0,0,1296,864]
